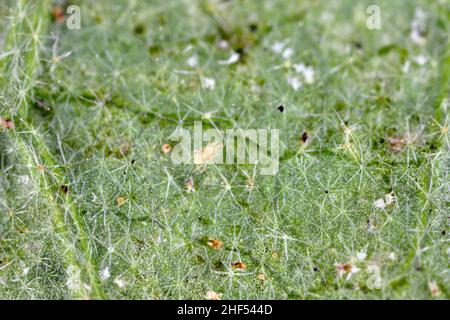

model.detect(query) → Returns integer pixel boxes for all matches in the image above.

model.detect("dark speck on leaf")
[442,230,446,236]
[352,41,363,50]
[277,105,284,113]
[235,47,244,55]
[133,23,146,35]
[249,23,258,32]
[131,159,136,165]
[60,185,69,194]
[301,131,308,143]
[148,44,162,56]
[313,267,319,272]
[324,190,329,194]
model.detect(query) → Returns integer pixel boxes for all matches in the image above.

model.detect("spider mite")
[0,118,14,130]
[169,122,280,175]
[51,5,65,23]
[207,238,223,250]
[231,261,247,270]
[162,143,172,154]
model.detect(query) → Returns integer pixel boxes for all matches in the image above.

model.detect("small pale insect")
[257,273,266,281]
[367,218,379,233]
[200,77,216,90]
[18,175,30,185]
[119,141,132,157]
[114,277,126,288]
[116,196,126,206]
[187,55,199,68]
[373,198,386,210]
[428,281,441,297]
[205,291,222,300]
[356,251,366,261]
[374,192,397,210]
[387,252,397,261]
[246,178,255,191]
[185,177,195,193]
[385,192,397,206]
[218,53,240,65]
[194,141,223,165]
[99,267,110,281]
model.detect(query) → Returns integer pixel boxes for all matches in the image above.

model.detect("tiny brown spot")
[51,5,65,23]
